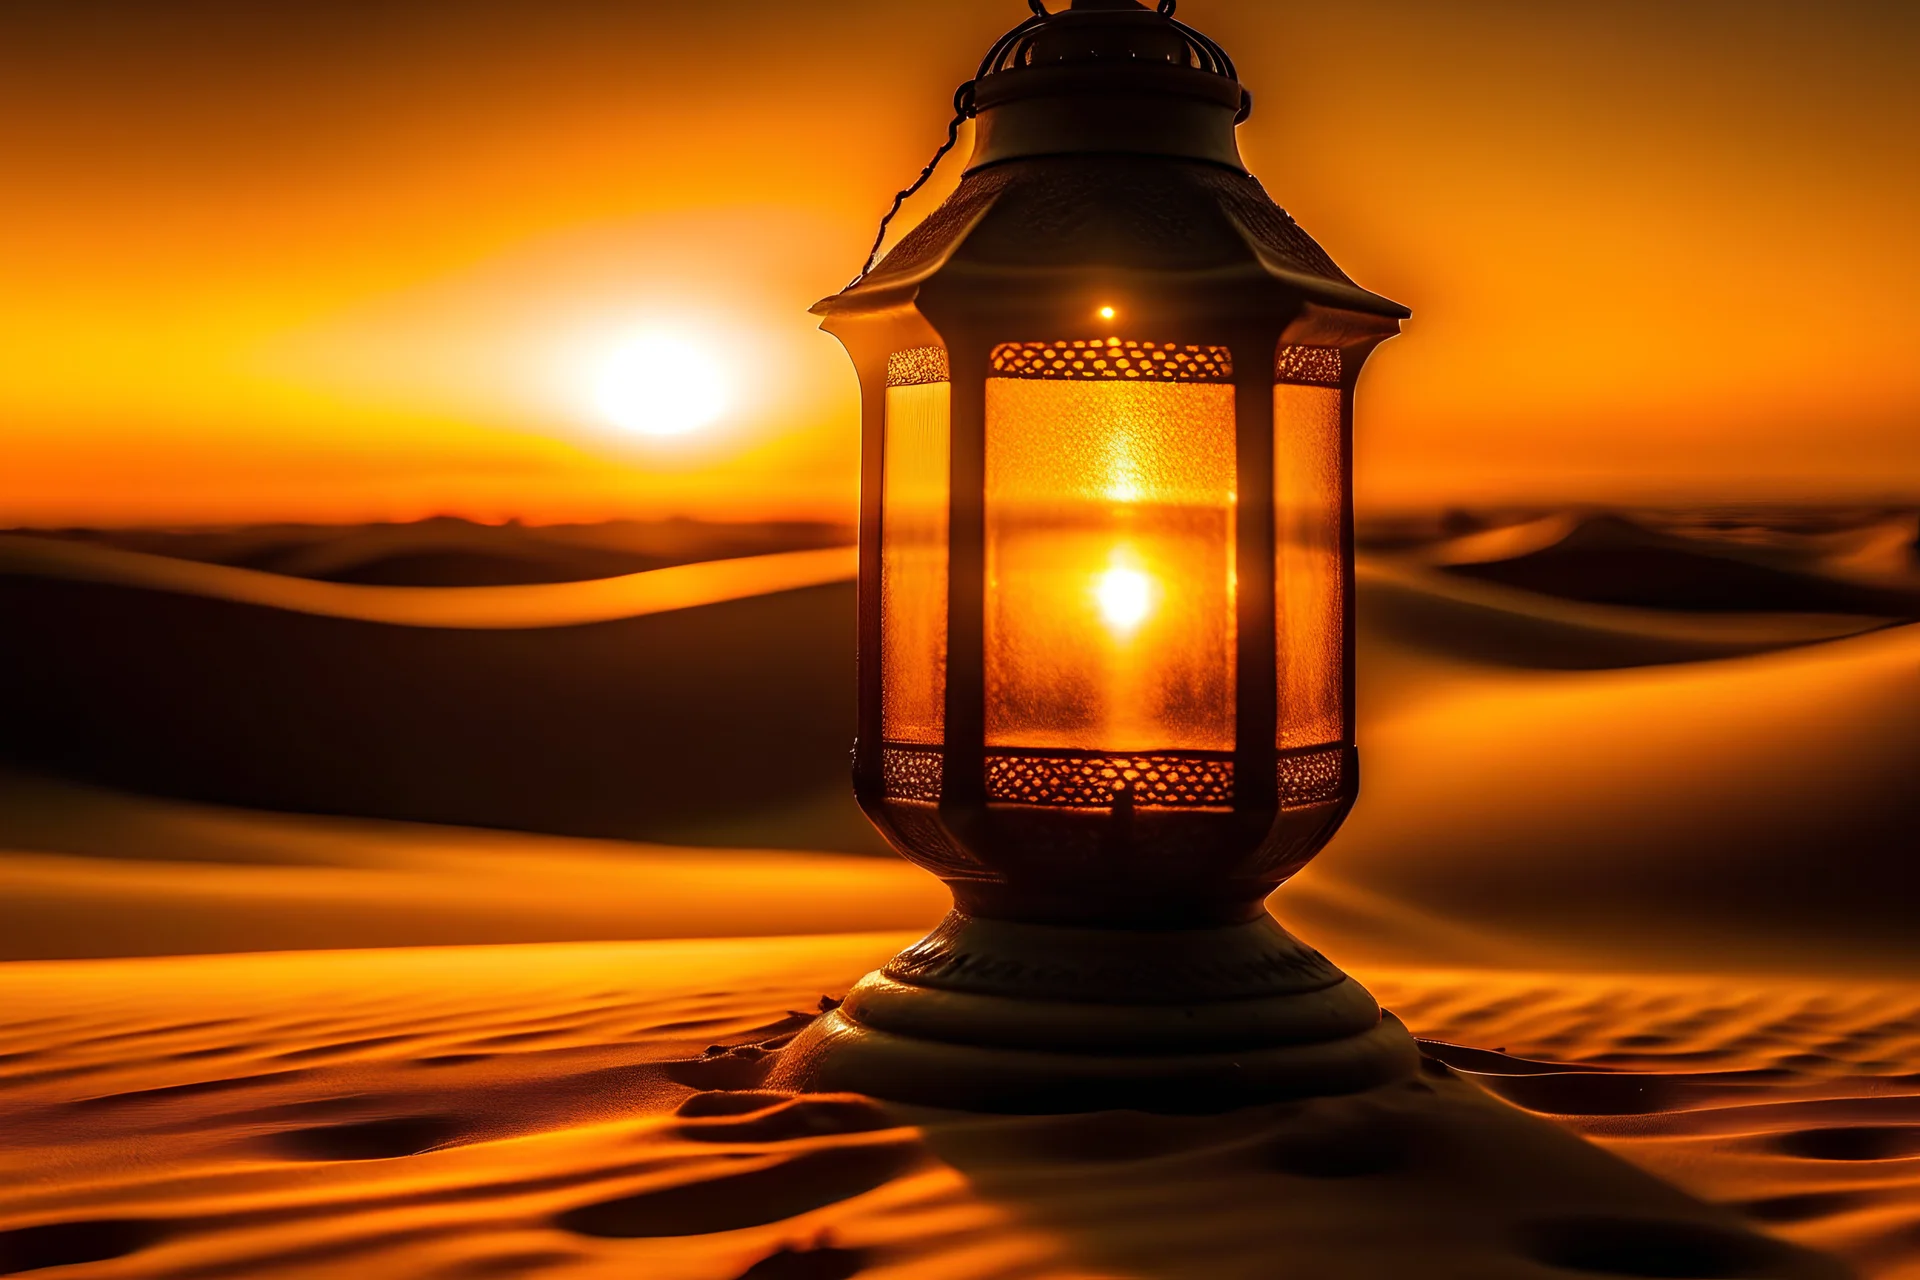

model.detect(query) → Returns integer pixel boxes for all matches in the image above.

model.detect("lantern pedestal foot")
[768,910,1419,1113]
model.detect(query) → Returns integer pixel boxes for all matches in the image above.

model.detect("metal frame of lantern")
[771,0,1419,1112]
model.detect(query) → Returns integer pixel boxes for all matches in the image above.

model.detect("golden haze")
[0,0,1914,525]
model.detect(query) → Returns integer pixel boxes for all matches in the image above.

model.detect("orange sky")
[0,0,1915,526]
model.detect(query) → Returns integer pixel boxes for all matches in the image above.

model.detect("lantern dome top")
[965,0,1251,173]
[816,0,1409,329]
[977,1,1239,86]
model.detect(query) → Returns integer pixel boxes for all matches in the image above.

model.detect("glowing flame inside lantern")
[1094,562,1153,635]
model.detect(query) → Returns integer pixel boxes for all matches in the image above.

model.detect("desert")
[2,509,1918,1277]
[4,0,1917,1274]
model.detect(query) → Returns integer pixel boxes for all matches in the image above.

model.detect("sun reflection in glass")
[1094,562,1153,635]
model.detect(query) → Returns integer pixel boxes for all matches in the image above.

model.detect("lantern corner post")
[852,342,890,808]
[1335,330,1398,793]
[1230,317,1286,847]
[939,332,992,820]
[818,302,952,824]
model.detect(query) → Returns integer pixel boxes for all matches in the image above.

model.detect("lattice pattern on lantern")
[1277,747,1344,808]
[887,347,951,388]
[990,339,1233,383]
[1274,346,1342,386]
[881,746,944,802]
[1282,347,1344,387]
[985,751,1235,807]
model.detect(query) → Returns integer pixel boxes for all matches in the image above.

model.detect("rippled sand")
[8,941,1911,1279]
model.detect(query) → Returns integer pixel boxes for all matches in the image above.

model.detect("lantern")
[772,0,1418,1111]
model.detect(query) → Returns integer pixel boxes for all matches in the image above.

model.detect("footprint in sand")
[1737,1190,1880,1223]
[268,1114,465,1161]
[1517,1214,1806,1279]
[1769,1125,1920,1161]
[556,1092,920,1239]
[0,1219,168,1276]
[674,1090,895,1143]
[733,1244,868,1280]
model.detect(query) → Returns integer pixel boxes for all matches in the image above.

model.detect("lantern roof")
[816,1,1408,325]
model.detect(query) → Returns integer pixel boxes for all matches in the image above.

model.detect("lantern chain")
[846,0,1183,291]
[846,80,978,292]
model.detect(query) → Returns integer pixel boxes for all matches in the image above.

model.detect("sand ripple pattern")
[0,942,1905,1277]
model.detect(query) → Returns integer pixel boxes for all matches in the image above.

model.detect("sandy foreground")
[1,940,1914,1278]
[1,513,1918,1277]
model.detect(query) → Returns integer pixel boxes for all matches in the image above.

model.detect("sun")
[592,332,731,438]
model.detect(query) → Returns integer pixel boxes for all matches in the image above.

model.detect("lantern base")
[767,910,1419,1113]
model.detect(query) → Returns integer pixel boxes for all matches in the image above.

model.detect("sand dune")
[15,518,857,587]
[0,768,1541,970]
[0,771,946,962]
[0,534,857,628]
[1,518,1916,972]
[0,518,1898,861]
[1428,511,1920,617]
[1315,617,1920,975]
[1356,556,1885,676]
[0,558,877,854]
[2,514,1915,1276]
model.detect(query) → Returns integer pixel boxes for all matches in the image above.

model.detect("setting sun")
[592,332,731,439]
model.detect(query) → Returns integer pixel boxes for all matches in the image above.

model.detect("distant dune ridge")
[1439,511,1920,616]
[0,508,1915,965]
[0,509,1917,1277]
[0,533,875,855]
[15,516,858,586]
[0,532,858,629]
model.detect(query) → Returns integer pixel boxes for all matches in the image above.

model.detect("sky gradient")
[1,0,1914,525]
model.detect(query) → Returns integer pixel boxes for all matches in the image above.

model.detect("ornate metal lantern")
[773,0,1418,1111]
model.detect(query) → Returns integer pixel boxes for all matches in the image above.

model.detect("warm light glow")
[1094,561,1154,635]
[986,375,1236,752]
[0,6,1912,525]
[592,332,731,438]
[881,378,951,745]
[1098,305,1117,321]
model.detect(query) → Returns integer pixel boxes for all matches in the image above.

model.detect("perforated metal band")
[1276,748,1343,808]
[880,743,1345,809]
[881,745,945,801]
[886,347,951,387]
[1274,345,1341,387]
[986,751,1235,807]
[990,339,1233,383]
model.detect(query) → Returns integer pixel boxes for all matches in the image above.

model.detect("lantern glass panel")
[880,348,951,747]
[1274,347,1346,750]
[984,342,1237,755]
